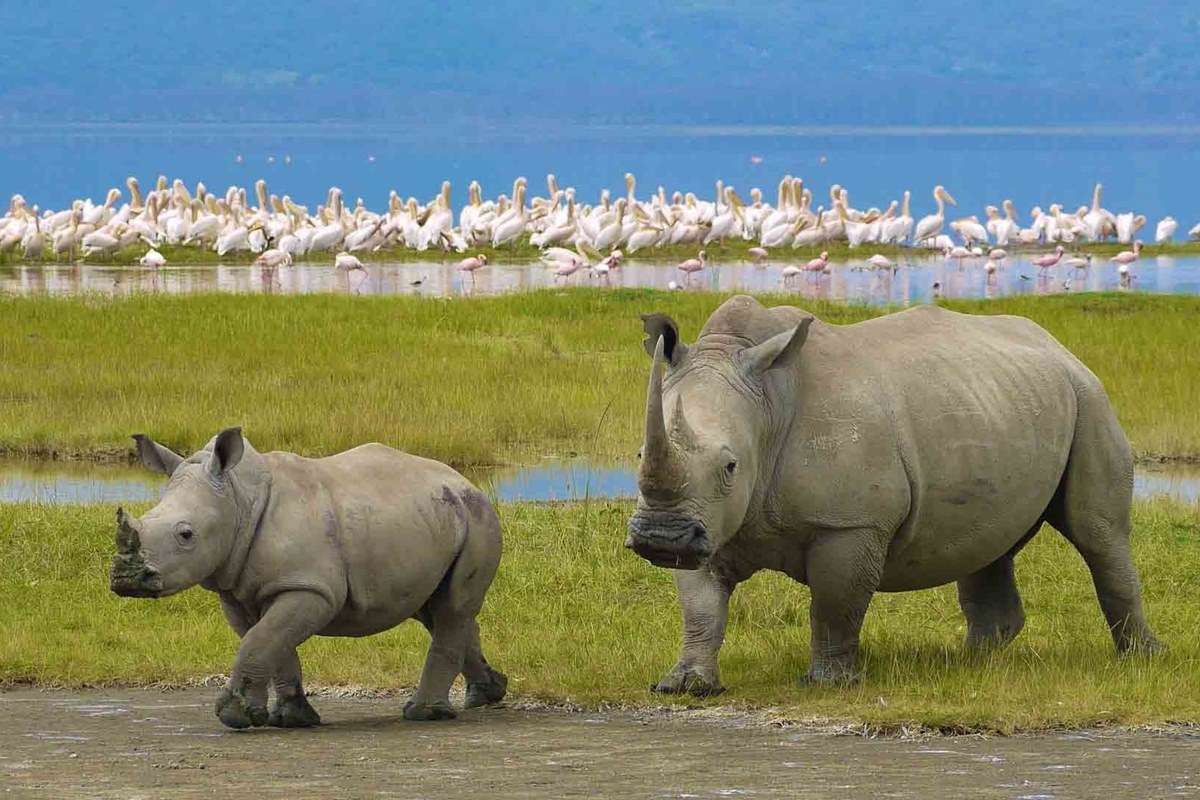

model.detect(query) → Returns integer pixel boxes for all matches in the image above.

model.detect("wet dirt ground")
[1,688,1197,799]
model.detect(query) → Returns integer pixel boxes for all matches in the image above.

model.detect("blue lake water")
[3,254,1195,305]
[2,460,1196,507]
[2,123,1199,225]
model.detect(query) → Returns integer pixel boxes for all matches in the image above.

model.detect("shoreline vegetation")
[2,237,1198,268]
[2,498,1197,731]
[1,290,1198,467]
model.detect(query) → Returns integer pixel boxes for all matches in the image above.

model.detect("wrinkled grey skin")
[627,295,1161,695]
[110,428,507,729]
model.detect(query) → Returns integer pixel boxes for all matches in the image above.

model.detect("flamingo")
[334,251,363,271]
[987,248,1007,262]
[1031,245,1066,272]
[780,265,802,286]
[676,250,707,284]
[139,248,166,267]
[867,254,893,270]
[1110,241,1143,265]
[747,246,769,263]
[804,250,830,274]
[255,249,293,268]
[457,254,489,274]
[1063,254,1092,270]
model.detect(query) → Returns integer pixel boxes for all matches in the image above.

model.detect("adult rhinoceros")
[626,295,1160,694]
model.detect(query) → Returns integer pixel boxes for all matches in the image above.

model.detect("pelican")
[1155,217,1178,243]
[914,186,956,245]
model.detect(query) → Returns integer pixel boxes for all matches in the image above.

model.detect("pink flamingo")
[1031,245,1065,272]
[457,254,488,283]
[553,260,583,283]
[780,265,802,286]
[677,249,707,285]
[1110,240,1143,265]
[747,246,769,263]
[804,250,829,274]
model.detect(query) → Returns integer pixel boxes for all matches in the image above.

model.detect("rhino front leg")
[268,649,321,728]
[652,567,735,697]
[804,530,887,685]
[216,591,335,730]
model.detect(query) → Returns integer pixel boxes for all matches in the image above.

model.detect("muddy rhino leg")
[267,650,321,728]
[405,512,502,722]
[462,619,508,709]
[652,567,735,697]
[804,530,888,684]
[215,591,336,730]
[957,553,1026,649]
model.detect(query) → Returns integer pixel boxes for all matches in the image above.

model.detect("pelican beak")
[942,189,958,206]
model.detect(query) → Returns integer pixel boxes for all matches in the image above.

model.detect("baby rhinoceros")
[109,428,507,730]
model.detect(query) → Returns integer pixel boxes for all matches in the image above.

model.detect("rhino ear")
[208,427,245,478]
[641,313,688,366]
[740,317,813,378]
[132,434,185,476]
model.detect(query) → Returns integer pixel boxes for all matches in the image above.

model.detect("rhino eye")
[725,459,738,475]
[175,525,195,546]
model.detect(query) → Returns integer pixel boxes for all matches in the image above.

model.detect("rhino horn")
[670,394,697,448]
[643,336,671,472]
[115,507,141,554]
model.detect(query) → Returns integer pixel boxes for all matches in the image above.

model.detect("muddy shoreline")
[2,687,1197,799]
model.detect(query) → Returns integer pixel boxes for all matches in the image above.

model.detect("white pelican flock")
[1,174,1197,270]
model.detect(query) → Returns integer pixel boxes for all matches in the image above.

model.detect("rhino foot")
[651,665,725,698]
[268,693,322,728]
[215,687,269,730]
[403,699,457,721]
[465,667,509,708]
[803,662,861,686]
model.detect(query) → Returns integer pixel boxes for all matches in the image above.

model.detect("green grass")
[3,236,1197,268]
[1,290,1198,466]
[2,499,1197,731]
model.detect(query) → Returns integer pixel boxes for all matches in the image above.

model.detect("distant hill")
[3,0,1197,125]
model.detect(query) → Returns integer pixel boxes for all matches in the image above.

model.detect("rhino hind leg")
[652,568,734,697]
[463,621,508,708]
[405,506,503,722]
[1046,385,1162,655]
[957,547,1030,650]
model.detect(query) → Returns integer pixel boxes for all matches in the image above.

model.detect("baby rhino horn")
[115,507,141,554]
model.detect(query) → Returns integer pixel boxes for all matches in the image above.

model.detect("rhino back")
[773,305,1090,590]
[246,444,494,635]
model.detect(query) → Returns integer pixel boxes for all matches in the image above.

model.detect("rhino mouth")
[625,511,712,570]
[109,554,165,598]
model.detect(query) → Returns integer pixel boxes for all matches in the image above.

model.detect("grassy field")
[2,236,1197,268]
[1,499,1197,731]
[1,290,1199,465]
